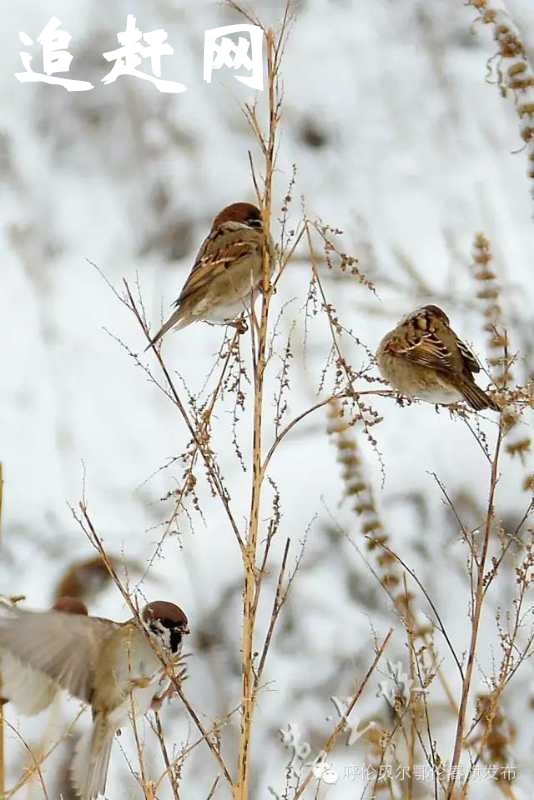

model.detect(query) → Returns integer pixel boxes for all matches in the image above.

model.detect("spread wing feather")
[0,607,117,702]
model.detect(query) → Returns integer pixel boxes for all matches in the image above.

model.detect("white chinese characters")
[15,17,265,94]
[102,15,186,93]
[204,25,264,90]
[16,17,93,92]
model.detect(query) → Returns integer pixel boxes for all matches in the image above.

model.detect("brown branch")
[236,42,276,800]
[153,711,181,800]
[73,502,235,789]
[253,537,291,691]
[293,629,393,799]
[125,280,245,554]
[446,419,505,800]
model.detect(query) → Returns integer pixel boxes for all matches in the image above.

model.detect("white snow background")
[1,0,534,798]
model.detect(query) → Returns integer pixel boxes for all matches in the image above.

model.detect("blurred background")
[1,0,534,797]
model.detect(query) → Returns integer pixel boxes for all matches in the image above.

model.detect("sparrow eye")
[247,217,263,229]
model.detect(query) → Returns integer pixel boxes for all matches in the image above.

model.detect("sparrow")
[376,305,500,411]
[0,595,88,715]
[54,555,140,604]
[0,600,189,800]
[146,202,266,348]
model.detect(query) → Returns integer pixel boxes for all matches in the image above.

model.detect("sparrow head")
[53,596,89,615]
[142,601,189,654]
[212,202,263,231]
[419,305,449,322]
[402,304,450,328]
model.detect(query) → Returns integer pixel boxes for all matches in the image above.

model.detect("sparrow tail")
[458,378,500,412]
[144,308,189,352]
[71,715,113,800]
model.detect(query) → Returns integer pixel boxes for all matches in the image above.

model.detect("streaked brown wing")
[177,243,256,305]
[455,336,480,374]
[0,607,117,702]
[174,224,260,307]
[387,328,454,373]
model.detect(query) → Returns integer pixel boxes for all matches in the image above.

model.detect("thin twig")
[293,629,393,799]
[154,712,181,800]
[446,420,505,800]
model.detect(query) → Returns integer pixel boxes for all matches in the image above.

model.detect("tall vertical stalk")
[235,25,281,800]
[446,422,504,800]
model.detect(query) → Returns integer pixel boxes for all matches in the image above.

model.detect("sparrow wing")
[455,336,481,374]
[0,607,117,702]
[0,650,58,715]
[387,324,455,373]
[145,222,263,348]
[175,224,261,306]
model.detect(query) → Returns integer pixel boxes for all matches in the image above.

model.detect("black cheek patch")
[169,629,182,653]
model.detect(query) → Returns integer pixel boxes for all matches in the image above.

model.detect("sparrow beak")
[182,625,190,635]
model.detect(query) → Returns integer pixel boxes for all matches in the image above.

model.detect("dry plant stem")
[153,712,181,800]
[293,629,393,800]
[154,704,241,792]
[253,537,291,690]
[445,420,505,800]
[143,327,242,576]
[206,776,221,799]
[366,537,463,680]
[124,280,245,554]
[74,502,235,788]
[6,709,84,798]
[236,27,277,798]
[129,691,150,799]
[263,390,395,473]
[169,681,234,787]
[4,719,49,800]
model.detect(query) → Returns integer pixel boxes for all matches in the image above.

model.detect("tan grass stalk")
[293,629,393,800]
[445,420,505,800]
[235,18,283,798]
[471,234,532,472]
[468,1,534,205]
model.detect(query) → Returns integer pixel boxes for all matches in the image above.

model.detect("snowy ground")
[1,0,534,798]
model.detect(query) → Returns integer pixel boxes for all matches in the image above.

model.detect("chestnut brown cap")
[142,601,189,633]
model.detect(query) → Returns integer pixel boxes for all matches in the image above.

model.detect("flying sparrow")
[146,202,266,348]
[54,555,140,604]
[0,600,189,800]
[0,595,88,715]
[376,305,499,411]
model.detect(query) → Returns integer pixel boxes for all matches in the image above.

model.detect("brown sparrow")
[0,600,189,800]
[376,305,499,411]
[0,596,88,715]
[146,202,266,347]
[54,555,140,604]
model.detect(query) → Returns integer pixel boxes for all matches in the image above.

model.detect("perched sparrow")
[0,600,189,800]
[376,305,499,411]
[146,202,266,348]
[0,595,88,715]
